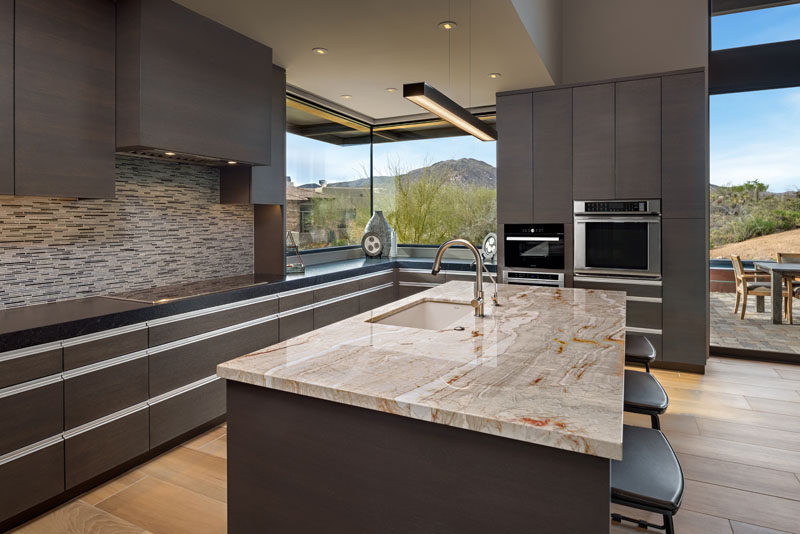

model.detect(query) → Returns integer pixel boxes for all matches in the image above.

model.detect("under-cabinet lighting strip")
[0,435,63,466]
[0,341,62,362]
[62,349,148,379]
[63,402,149,439]
[0,373,62,399]
[148,375,220,406]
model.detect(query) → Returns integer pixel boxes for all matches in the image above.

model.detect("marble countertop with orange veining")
[217,281,626,460]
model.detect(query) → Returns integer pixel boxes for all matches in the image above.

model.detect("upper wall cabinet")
[662,71,707,219]
[221,66,286,205]
[533,88,572,223]
[117,0,272,166]
[0,0,11,195]
[496,92,533,223]
[615,78,661,199]
[572,83,615,200]
[14,0,116,198]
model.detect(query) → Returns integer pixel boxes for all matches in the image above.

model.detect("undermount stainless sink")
[368,299,474,330]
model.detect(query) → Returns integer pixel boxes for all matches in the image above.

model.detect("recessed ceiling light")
[386,88,398,93]
[488,73,502,79]
[341,94,352,100]
[312,47,328,55]
[164,151,176,156]
[438,21,457,30]
[227,160,237,165]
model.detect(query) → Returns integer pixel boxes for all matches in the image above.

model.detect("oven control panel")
[574,200,661,215]
[504,271,565,287]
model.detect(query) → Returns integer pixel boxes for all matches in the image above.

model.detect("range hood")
[115,0,272,166]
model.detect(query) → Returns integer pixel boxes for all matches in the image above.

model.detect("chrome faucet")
[432,238,484,317]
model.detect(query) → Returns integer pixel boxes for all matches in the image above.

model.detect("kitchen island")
[218,281,626,533]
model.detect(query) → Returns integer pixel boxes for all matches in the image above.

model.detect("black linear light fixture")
[403,82,497,141]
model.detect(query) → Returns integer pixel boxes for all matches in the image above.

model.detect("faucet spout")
[432,238,484,317]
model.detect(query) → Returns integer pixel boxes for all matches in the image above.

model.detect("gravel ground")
[711,228,800,260]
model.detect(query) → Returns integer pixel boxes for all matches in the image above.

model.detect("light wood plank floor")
[11,357,800,533]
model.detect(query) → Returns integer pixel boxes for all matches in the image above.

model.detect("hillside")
[710,228,800,260]
[327,158,496,189]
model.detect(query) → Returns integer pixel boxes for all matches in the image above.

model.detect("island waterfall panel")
[227,382,610,534]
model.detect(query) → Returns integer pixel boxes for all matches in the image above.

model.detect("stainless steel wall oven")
[574,200,661,278]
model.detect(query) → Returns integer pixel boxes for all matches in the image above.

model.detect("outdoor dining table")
[754,261,800,324]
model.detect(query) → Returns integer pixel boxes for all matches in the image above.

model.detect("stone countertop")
[218,281,626,460]
[0,257,495,352]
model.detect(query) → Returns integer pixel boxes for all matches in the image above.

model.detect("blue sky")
[711,4,800,192]
[288,5,800,192]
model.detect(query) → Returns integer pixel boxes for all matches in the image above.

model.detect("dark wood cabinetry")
[62,325,148,371]
[0,343,62,389]
[662,218,709,369]
[572,83,615,200]
[0,0,11,195]
[615,78,661,199]
[14,0,115,198]
[64,355,149,430]
[0,377,63,456]
[116,0,272,165]
[0,438,64,524]
[496,93,533,223]
[64,406,149,488]
[150,378,225,448]
[533,88,572,223]
[662,72,707,219]
[221,65,286,204]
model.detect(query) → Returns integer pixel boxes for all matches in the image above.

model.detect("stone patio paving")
[711,292,800,354]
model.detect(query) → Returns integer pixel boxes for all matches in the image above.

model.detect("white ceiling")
[173,0,554,120]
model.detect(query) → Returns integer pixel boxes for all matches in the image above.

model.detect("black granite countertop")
[0,257,496,353]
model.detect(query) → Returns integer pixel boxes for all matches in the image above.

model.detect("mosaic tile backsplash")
[0,156,254,309]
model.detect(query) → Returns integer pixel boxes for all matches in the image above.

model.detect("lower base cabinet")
[398,284,430,299]
[359,285,396,313]
[314,296,359,329]
[279,309,313,341]
[0,438,64,524]
[149,378,226,449]
[64,406,149,489]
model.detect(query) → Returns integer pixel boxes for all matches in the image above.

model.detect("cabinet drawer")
[64,405,149,489]
[626,299,662,330]
[0,437,64,524]
[360,285,396,313]
[398,285,429,299]
[443,272,494,283]
[149,317,279,397]
[63,353,149,430]
[280,309,314,341]
[0,376,63,456]
[149,377,226,448]
[626,331,663,363]
[0,342,62,389]
[573,278,662,298]
[397,270,441,284]
[279,290,313,312]
[314,296,360,329]
[62,324,148,370]
[313,279,360,302]
[149,297,279,346]
[358,271,394,290]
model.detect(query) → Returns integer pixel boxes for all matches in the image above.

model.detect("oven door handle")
[574,217,660,224]
[505,236,561,242]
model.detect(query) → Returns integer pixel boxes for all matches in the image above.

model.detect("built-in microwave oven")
[573,200,661,279]
[503,224,565,270]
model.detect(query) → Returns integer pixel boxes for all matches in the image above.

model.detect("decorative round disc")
[361,232,384,257]
[481,232,498,261]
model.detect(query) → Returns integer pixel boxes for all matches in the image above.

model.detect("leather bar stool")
[625,333,656,372]
[611,425,684,534]
[624,334,669,429]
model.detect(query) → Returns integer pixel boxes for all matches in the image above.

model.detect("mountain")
[326,158,496,189]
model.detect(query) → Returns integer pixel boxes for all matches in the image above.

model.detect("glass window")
[710,87,800,261]
[372,119,497,245]
[285,100,371,250]
[712,2,800,50]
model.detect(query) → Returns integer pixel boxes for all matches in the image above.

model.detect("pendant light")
[403,82,496,141]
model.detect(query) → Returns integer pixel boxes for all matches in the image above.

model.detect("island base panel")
[227,381,610,534]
